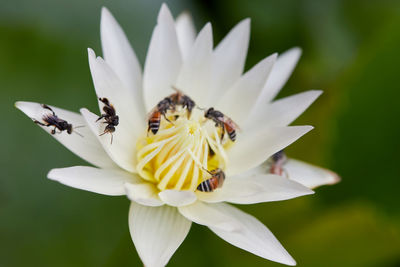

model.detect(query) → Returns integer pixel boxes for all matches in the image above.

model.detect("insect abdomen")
[149,111,161,134]
[197,177,219,192]
[225,123,236,141]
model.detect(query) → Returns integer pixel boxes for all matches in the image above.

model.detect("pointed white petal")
[125,182,164,207]
[143,4,182,111]
[175,23,213,107]
[47,166,138,196]
[285,159,341,189]
[227,126,313,176]
[245,90,322,130]
[175,12,196,61]
[197,174,313,204]
[209,203,296,266]
[178,201,242,232]
[257,47,302,103]
[15,101,117,169]
[158,190,197,207]
[206,19,250,106]
[87,48,144,138]
[129,202,191,267]
[100,7,144,118]
[80,108,136,173]
[216,53,277,125]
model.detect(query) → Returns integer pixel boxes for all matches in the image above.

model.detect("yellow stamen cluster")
[136,109,228,191]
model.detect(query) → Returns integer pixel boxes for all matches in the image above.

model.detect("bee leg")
[33,120,47,127]
[98,97,110,106]
[51,128,57,135]
[41,104,56,116]
[163,114,174,125]
[96,114,106,122]
[220,126,225,141]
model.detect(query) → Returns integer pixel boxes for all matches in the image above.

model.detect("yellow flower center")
[136,108,229,191]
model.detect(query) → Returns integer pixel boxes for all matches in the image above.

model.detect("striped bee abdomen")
[148,111,161,134]
[197,177,219,192]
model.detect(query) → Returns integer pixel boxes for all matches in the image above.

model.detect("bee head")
[112,116,119,126]
[204,107,214,118]
[65,123,73,134]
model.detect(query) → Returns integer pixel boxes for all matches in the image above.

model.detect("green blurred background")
[1,0,400,266]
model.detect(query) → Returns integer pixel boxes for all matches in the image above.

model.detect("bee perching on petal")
[96,97,119,144]
[15,3,339,267]
[33,104,83,137]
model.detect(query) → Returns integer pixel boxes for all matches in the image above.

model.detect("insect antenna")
[73,130,84,138]
[196,106,206,111]
[72,125,85,137]
[186,148,213,176]
[171,85,182,93]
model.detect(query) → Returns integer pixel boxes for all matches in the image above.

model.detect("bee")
[204,107,239,141]
[148,88,196,134]
[170,86,195,118]
[96,97,119,144]
[197,168,226,192]
[148,97,173,135]
[269,150,287,176]
[33,104,82,136]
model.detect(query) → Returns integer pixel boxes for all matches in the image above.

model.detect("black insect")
[96,97,119,144]
[204,107,239,142]
[33,104,81,136]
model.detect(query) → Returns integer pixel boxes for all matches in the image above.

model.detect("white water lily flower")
[15,4,339,267]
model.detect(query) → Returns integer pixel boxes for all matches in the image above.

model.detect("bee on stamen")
[197,168,226,192]
[170,86,195,118]
[204,107,239,142]
[96,97,119,144]
[148,88,196,135]
[269,150,288,177]
[148,97,173,135]
[33,104,83,136]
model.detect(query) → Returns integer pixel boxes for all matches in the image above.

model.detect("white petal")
[80,108,136,173]
[175,23,213,107]
[143,4,182,111]
[178,201,242,232]
[197,174,313,204]
[175,12,196,61]
[158,190,197,207]
[15,101,117,169]
[206,19,250,106]
[125,182,164,207]
[227,126,313,176]
[88,49,144,137]
[285,158,341,189]
[129,202,191,267]
[257,47,302,103]
[209,203,296,266]
[47,166,138,196]
[245,90,322,130]
[100,7,144,118]
[216,53,277,125]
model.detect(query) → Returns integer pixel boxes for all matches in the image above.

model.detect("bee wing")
[222,116,241,131]
[147,105,159,120]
